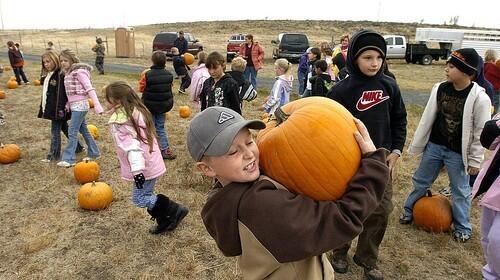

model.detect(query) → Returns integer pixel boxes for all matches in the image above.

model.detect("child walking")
[187,106,389,279]
[188,51,209,108]
[200,51,241,114]
[472,116,500,280]
[7,41,29,85]
[171,47,191,94]
[38,50,83,162]
[400,48,491,243]
[327,30,407,280]
[309,60,333,97]
[139,51,176,160]
[262,58,293,115]
[57,49,103,167]
[105,81,188,234]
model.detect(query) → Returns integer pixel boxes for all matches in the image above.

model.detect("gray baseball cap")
[187,107,266,161]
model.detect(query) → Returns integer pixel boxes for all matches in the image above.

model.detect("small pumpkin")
[88,98,94,108]
[179,106,191,118]
[256,97,361,201]
[183,53,195,65]
[0,143,21,164]
[34,79,41,86]
[74,159,100,184]
[87,124,99,139]
[4,66,11,71]
[77,182,113,210]
[7,80,18,89]
[413,190,452,233]
[0,91,5,99]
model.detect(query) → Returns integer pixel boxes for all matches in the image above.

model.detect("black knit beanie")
[352,32,387,59]
[447,48,479,76]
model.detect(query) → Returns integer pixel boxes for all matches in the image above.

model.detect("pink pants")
[481,206,500,280]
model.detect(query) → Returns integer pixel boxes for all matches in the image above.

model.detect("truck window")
[395,37,404,45]
[385,37,394,45]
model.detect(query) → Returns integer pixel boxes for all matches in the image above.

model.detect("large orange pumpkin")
[74,159,100,184]
[179,106,191,118]
[87,124,99,139]
[256,97,361,201]
[0,144,21,164]
[34,79,41,86]
[7,80,18,89]
[183,53,195,65]
[413,190,452,233]
[0,91,5,99]
[77,182,113,210]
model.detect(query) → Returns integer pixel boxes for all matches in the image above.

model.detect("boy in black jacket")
[171,47,191,94]
[310,60,334,97]
[327,30,407,280]
[200,52,241,114]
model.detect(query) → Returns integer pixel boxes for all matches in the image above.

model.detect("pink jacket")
[64,63,103,113]
[472,119,500,212]
[238,42,265,71]
[109,107,165,181]
[188,63,210,107]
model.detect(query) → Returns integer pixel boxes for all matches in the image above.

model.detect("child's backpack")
[239,80,257,102]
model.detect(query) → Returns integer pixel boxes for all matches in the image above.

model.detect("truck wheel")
[420,55,433,65]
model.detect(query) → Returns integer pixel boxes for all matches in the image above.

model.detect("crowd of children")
[9,30,499,280]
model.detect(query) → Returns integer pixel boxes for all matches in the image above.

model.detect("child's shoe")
[452,230,471,243]
[399,213,412,224]
[438,186,452,197]
[353,255,384,280]
[40,158,52,163]
[161,148,177,160]
[147,194,188,234]
[56,161,75,168]
[82,156,100,161]
[330,254,349,274]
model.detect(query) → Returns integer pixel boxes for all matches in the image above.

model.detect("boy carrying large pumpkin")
[187,106,390,280]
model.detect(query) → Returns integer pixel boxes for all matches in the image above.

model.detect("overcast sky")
[1,0,498,30]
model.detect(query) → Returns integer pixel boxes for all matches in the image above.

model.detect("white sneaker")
[57,161,75,167]
[40,159,51,163]
[82,156,100,161]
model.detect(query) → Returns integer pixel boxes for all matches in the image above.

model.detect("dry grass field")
[0,20,489,280]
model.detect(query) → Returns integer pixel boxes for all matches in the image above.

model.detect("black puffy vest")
[142,66,174,114]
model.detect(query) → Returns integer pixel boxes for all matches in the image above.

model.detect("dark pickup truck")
[405,44,450,65]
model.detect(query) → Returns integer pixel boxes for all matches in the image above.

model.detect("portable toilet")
[115,27,136,58]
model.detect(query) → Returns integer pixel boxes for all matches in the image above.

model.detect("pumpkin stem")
[274,107,290,126]
[426,189,432,197]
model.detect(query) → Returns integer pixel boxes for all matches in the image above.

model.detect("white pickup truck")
[383,35,407,59]
[383,34,449,65]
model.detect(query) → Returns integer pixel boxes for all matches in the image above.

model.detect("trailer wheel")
[420,55,433,65]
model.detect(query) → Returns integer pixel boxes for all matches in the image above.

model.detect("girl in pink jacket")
[188,51,209,108]
[472,116,500,280]
[57,49,103,167]
[105,81,188,234]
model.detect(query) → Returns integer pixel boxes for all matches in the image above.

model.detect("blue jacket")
[298,53,309,74]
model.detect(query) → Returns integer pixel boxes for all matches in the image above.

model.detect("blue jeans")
[48,120,83,160]
[297,71,307,96]
[153,113,170,151]
[244,66,258,89]
[403,142,472,234]
[132,178,158,209]
[61,111,100,164]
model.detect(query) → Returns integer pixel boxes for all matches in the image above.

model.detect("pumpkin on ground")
[183,53,195,65]
[0,144,21,164]
[74,159,100,184]
[87,124,99,139]
[179,106,191,118]
[34,80,41,86]
[256,97,361,201]
[4,66,11,71]
[7,80,18,89]
[88,98,94,108]
[413,190,452,233]
[0,91,5,99]
[77,182,113,210]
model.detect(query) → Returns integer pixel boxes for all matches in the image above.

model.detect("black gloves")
[134,173,145,189]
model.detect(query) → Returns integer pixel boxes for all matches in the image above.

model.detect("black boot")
[147,194,188,234]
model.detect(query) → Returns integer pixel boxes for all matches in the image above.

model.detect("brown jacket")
[201,149,389,280]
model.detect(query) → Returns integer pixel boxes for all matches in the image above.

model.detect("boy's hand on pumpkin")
[353,118,376,154]
[133,173,145,189]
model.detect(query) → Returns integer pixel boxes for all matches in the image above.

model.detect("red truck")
[226,34,246,62]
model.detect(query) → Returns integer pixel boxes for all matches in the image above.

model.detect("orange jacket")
[239,42,264,71]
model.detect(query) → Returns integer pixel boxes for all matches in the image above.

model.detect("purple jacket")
[109,108,166,181]
[472,119,500,212]
[64,63,103,114]
[298,53,309,74]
